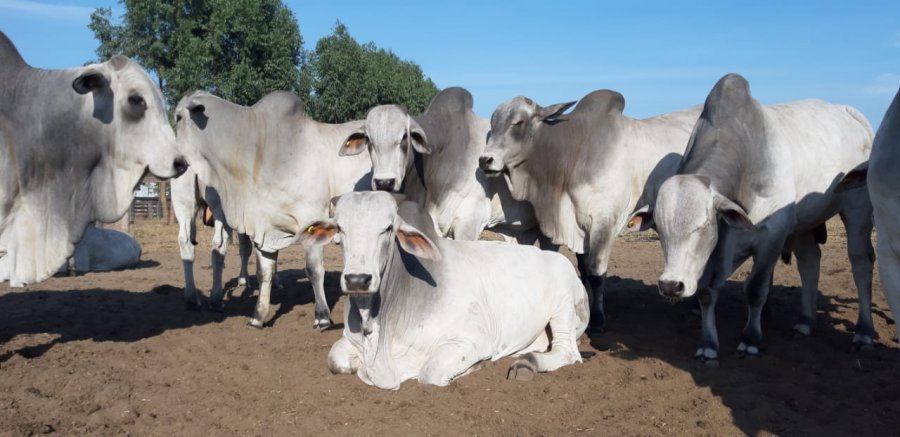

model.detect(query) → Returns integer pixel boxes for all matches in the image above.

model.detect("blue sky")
[1,0,898,126]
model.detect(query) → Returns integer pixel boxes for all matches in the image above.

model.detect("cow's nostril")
[173,156,189,176]
[478,156,493,169]
[658,280,685,296]
[373,178,396,192]
[344,273,373,291]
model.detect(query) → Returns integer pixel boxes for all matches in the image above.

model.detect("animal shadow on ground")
[591,275,900,436]
[0,269,344,363]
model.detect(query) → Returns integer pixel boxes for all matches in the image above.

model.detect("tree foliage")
[89,0,304,107]
[303,22,439,123]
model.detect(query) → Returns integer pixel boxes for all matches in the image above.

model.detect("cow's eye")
[128,95,147,110]
[384,224,393,234]
[512,120,524,127]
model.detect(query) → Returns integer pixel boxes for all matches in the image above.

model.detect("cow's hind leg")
[841,200,876,350]
[508,303,583,381]
[249,248,278,328]
[237,233,252,287]
[305,243,331,330]
[176,205,201,310]
[209,220,230,312]
[791,231,821,337]
[420,342,489,386]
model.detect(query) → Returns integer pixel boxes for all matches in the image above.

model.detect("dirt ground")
[1,219,898,436]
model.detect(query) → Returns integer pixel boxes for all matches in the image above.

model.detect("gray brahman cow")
[339,87,548,246]
[175,90,372,329]
[171,168,255,310]
[479,90,701,332]
[841,86,900,352]
[0,32,186,286]
[627,74,874,363]
[300,192,588,389]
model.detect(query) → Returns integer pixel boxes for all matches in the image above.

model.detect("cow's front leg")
[176,204,201,310]
[237,233,252,287]
[209,220,230,312]
[327,337,361,375]
[738,256,778,358]
[582,224,616,333]
[305,243,331,331]
[791,231,821,337]
[695,287,720,365]
[249,248,278,328]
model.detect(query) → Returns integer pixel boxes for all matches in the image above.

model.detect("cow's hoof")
[247,318,264,329]
[851,334,875,352]
[586,323,605,335]
[313,318,332,331]
[507,361,536,382]
[737,342,760,358]
[793,323,812,337]
[208,300,225,313]
[238,277,248,287]
[695,347,719,367]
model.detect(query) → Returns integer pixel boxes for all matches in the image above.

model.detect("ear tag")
[306,225,316,235]
[627,219,636,229]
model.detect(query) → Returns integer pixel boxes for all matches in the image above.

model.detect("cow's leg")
[738,252,779,357]
[508,301,583,381]
[305,243,332,330]
[420,341,489,386]
[695,287,720,364]
[452,218,484,242]
[237,233,252,287]
[841,201,876,350]
[327,337,362,374]
[209,220,229,312]
[583,224,616,333]
[175,201,201,310]
[874,230,900,349]
[791,231,821,337]
[249,248,278,328]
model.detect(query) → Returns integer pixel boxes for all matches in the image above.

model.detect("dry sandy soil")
[1,219,899,436]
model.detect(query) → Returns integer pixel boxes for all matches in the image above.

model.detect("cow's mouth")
[482,167,507,178]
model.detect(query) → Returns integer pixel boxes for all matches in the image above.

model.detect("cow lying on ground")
[0,31,186,286]
[61,225,141,274]
[176,90,372,329]
[339,87,549,246]
[480,90,701,332]
[301,192,588,389]
[627,74,874,363]
[842,86,900,350]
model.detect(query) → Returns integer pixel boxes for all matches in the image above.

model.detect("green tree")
[89,0,304,107]
[304,22,438,123]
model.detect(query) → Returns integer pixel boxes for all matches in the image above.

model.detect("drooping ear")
[713,193,756,231]
[621,205,654,235]
[72,67,110,94]
[835,167,867,193]
[340,131,369,156]
[403,118,430,154]
[394,218,442,261]
[538,101,577,123]
[299,220,338,246]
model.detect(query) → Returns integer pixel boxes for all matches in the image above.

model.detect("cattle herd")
[2,31,899,391]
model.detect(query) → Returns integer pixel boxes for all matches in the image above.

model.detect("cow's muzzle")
[478,155,504,177]
[373,178,397,192]
[658,280,685,298]
[173,156,189,177]
[344,273,373,292]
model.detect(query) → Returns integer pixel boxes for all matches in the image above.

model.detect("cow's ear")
[538,101,576,123]
[836,167,867,193]
[299,220,337,246]
[340,131,368,156]
[622,206,654,235]
[395,218,442,261]
[404,119,430,154]
[714,194,755,231]
[73,68,110,95]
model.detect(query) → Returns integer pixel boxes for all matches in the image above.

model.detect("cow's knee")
[327,340,360,375]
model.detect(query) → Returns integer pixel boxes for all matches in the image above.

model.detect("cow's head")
[300,192,441,334]
[73,55,186,179]
[339,105,428,192]
[634,175,754,299]
[479,96,575,177]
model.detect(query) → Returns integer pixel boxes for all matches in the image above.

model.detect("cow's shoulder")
[252,91,306,118]
[0,32,27,71]
[571,89,625,118]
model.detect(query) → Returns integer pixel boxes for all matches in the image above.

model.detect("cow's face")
[340,105,429,192]
[301,192,441,335]
[651,175,755,299]
[480,97,575,177]
[73,56,186,179]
